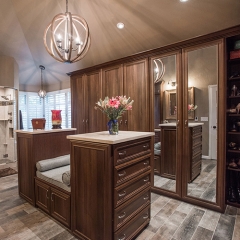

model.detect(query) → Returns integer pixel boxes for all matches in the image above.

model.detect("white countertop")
[15,128,77,134]
[159,123,204,127]
[67,131,155,144]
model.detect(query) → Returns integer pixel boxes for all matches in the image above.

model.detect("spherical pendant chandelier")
[43,0,90,63]
[38,65,47,98]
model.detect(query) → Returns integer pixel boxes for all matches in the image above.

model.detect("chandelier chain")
[66,0,68,13]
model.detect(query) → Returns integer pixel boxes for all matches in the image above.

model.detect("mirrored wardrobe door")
[151,51,182,196]
[182,40,225,210]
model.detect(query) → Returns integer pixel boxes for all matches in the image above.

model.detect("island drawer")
[114,205,150,240]
[114,138,151,166]
[114,187,150,231]
[114,171,150,207]
[114,157,150,186]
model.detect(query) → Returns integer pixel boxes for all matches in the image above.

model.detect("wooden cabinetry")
[16,129,75,206]
[226,34,240,207]
[70,58,150,134]
[159,124,202,181]
[71,71,103,134]
[69,132,153,240]
[35,178,71,228]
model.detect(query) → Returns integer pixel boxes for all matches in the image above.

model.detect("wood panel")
[71,141,112,240]
[123,59,150,132]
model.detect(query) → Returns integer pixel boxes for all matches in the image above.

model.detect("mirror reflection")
[153,54,177,193]
[186,45,218,203]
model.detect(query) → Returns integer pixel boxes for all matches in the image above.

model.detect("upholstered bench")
[34,155,71,228]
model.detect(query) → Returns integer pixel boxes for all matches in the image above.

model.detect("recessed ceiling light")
[117,22,124,29]
[180,0,188,2]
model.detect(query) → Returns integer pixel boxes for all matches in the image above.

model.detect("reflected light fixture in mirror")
[43,0,90,63]
[153,59,165,83]
[38,65,46,98]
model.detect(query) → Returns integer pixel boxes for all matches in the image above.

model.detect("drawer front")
[114,206,150,240]
[114,139,151,166]
[114,172,150,207]
[192,154,201,166]
[192,145,202,158]
[191,161,201,180]
[192,126,202,137]
[115,158,150,186]
[114,188,150,231]
[192,136,202,147]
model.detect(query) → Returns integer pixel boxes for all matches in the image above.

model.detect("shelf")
[228,77,240,81]
[228,114,240,117]
[228,132,240,134]
[228,149,240,153]
[227,167,240,172]
[228,95,240,99]
[228,58,240,63]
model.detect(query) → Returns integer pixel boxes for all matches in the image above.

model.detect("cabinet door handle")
[143,144,149,149]
[119,151,126,157]
[143,177,149,182]
[118,212,126,219]
[118,171,126,177]
[143,214,149,219]
[120,120,123,125]
[82,119,85,123]
[125,120,127,125]
[46,190,49,199]
[118,191,126,197]
[51,193,54,202]
[185,120,188,127]
[118,234,126,240]
[143,195,149,200]
[86,119,88,124]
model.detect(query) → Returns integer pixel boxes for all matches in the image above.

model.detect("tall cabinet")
[70,58,150,134]
[226,34,240,207]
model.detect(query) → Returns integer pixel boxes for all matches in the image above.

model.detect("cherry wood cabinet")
[71,71,103,134]
[68,131,154,240]
[70,58,150,134]
[35,178,71,228]
[16,129,76,206]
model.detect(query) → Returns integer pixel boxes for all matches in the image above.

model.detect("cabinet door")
[85,70,103,133]
[102,65,124,129]
[35,179,50,214]
[71,75,86,134]
[124,59,150,131]
[51,188,71,228]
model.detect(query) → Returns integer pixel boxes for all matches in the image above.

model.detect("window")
[19,89,71,129]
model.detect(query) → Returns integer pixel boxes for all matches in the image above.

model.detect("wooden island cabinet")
[16,128,76,206]
[67,131,154,240]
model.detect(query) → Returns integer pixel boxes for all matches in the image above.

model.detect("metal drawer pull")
[143,177,149,182]
[118,212,126,219]
[118,234,126,240]
[46,190,49,199]
[119,151,126,157]
[125,120,128,125]
[51,193,54,202]
[143,161,149,166]
[118,191,126,197]
[118,171,126,177]
[143,214,149,219]
[120,120,123,125]
[143,195,149,200]
[143,144,149,148]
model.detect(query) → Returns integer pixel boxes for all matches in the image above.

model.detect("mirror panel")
[153,54,178,193]
[186,44,218,203]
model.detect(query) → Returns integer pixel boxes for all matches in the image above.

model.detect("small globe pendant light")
[38,65,46,98]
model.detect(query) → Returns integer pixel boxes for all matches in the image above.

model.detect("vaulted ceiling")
[0,0,240,91]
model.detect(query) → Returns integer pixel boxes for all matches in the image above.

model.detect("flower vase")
[51,110,62,129]
[108,119,119,135]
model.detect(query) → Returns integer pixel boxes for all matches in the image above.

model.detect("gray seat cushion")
[62,171,71,186]
[154,149,161,156]
[36,165,70,192]
[36,154,70,172]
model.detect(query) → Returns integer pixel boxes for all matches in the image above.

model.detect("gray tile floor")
[0,164,239,240]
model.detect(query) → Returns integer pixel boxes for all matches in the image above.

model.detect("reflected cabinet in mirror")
[151,40,225,212]
[151,51,181,197]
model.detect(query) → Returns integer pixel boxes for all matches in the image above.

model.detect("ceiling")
[0,0,240,91]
